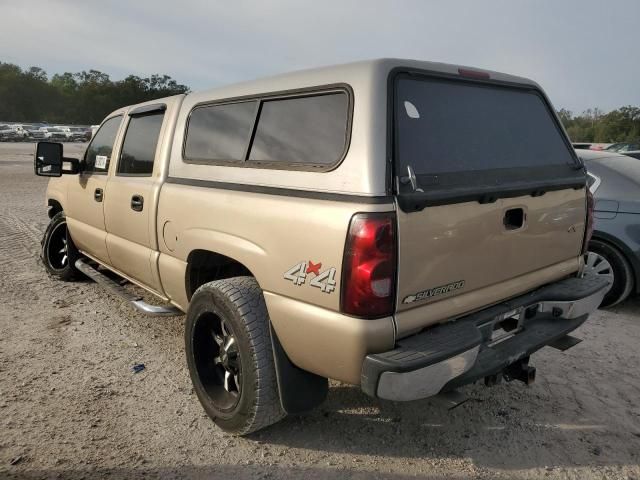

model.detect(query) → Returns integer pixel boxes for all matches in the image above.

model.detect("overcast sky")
[1,0,638,113]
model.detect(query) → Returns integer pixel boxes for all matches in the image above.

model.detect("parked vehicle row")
[605,141,640,153]
[572,142,613,150]
[572,141,640,157]
[0,123,93,142]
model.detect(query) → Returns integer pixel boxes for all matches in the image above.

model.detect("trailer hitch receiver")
[503,357,536,385]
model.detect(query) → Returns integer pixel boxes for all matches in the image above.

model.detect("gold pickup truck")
[35,59,609,435]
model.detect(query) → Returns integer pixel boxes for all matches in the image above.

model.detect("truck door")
[103,105,167,293]
[66,115,123,264]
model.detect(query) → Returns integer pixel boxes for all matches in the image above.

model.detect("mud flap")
[270,324,328,414]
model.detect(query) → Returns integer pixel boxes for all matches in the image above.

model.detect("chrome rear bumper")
[361,274,609,401]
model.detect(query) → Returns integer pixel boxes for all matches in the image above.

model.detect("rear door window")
[248,92,349,166]
[395,76,579,190]
[84,116,122,173]
[118,111,165,175]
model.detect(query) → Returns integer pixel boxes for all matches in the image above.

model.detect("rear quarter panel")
[157,183,393,311]
[156,186,397,383]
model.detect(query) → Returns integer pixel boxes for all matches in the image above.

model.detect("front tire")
[586,239,634,307]
[185,277,285,435]
[41,211,81,281]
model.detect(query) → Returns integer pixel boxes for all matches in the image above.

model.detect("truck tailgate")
[395,190,585,336]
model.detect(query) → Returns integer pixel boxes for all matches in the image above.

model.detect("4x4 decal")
[284,261,337,293]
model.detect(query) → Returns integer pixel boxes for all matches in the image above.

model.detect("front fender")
[45,178,68,215]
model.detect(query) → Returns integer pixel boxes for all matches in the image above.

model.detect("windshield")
[394,75,579,189]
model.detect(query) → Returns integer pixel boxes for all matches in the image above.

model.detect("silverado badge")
[402,280,465,304]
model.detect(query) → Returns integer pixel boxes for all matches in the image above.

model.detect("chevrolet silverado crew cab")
[34,59,609,435]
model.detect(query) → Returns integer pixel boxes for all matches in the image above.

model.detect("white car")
[7,124,30,141]
[53,126,75,141]
[38,127,52,139]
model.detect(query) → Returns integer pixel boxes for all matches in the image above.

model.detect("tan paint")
[157,182,395,312]
[264,291,395,384]
[395,257,580,338]
[80,249,168,301]
[162,221,177,251]
[155,184,397,384]
[41,60,588,384]
[65,175,111,263]
[104,176,161,290]
[65,218,109,264]
[63,111,127,264]
[102,96,183,293]
[158,253,189,310]
[44,176,67,212]
[395,189,586,332]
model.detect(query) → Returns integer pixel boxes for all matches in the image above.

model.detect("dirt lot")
[1,142,639,480]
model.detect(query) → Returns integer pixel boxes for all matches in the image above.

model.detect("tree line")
[0,62,189,125]
[557,107,640,143]
[1,61,639,143]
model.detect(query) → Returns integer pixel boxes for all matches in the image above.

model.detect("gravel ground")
[1,142,639,480]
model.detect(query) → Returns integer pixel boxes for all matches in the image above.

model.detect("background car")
[578,149,640,306]
[0,124,19,142]
[8,124,30,141]
[42,127,67,141]
[572,142,612,151]
[605,141,640,153]
[68,126,91,142]
[588,143,612,151]
[53,126,74,141]
[36,127,52,139]
[26,126,47,141]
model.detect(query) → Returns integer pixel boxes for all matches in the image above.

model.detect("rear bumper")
[361,274,609,401]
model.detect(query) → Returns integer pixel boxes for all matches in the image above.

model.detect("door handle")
[94,188,103,202]
[131,194,144,212]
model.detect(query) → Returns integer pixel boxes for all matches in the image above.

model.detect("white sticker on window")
[95,155,107,169]
[404,101,420,119]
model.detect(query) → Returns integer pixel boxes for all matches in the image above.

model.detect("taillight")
[582,188,595,255]
[341,213,397,318]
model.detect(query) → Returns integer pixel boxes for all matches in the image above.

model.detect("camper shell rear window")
[393,73,584,202]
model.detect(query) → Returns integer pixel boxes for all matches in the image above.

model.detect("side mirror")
[34,142,80,177]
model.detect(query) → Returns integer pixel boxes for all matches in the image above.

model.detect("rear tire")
[586,239,634,307]
[185,276,285,435]
[41,211,81,281]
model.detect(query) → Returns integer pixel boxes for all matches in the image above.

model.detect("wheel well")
[47,199,63,218]
[186,250,253,301]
